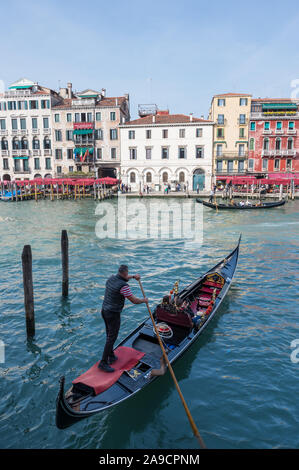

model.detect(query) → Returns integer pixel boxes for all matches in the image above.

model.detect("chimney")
[124,93,129,101]
[152,115,156,123]
[189,113,193,122]
[101,88,106,97]
[67,82,72,99]
[201,115,204,119]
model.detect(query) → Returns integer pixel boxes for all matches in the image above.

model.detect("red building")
[248,99,299,177]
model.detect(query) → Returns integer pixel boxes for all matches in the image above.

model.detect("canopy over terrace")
[12,177,120,186]
[217,174,299,185]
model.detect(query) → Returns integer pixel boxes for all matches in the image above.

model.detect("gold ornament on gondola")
[174,281,179,295]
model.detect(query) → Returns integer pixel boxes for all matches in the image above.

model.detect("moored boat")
[197,198,286,210]
[56,237,241,429]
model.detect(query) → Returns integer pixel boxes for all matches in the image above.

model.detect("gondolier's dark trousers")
[101,309,121,363]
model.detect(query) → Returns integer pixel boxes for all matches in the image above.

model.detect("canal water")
[0,197,298,449]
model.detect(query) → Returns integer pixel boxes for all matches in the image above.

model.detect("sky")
[1,0,299,119]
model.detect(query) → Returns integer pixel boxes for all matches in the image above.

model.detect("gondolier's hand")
[133,274,140,281]
[143,297,149,304]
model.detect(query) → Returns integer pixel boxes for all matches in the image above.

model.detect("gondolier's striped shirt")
[120,285,132,298]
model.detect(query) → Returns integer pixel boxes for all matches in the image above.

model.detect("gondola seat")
[155,305,193,328]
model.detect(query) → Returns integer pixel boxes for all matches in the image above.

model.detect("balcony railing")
[1,150,9,156]
[32,149,41,156]
[13,169,31,174]
[275,129,284,134]
[216,151,248,159]
[12,149,30,156]
[262,129,272,135]
[287,129,297,135]
[238,118,248,125]
[216,169,247,175]
[74,157,94,164]
[43,128,51,134]
[4,90,33,98]
[32,129,40,134]
[262,149,297,157]
[44,149,52,156]
[0,129,8,136]
[251,111,299,118]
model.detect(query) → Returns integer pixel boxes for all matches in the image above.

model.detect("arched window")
[146,172,152,183]
[32,137,40,150]
[162,172,168,183]
[263,138,269,150]
[130,172,136,183]
[21,138,28,150]
[275,138,281,150]
[249,138,255,151]
[287,137,293,150]
[44,137,51,149]
[1,138,8,150]
[12,137,19,150]
[179,171,185,183]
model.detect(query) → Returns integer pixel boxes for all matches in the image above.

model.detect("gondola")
[56,237,241,429]
[197,198,286,210]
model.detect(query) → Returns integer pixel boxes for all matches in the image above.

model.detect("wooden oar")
[138,279,206,449]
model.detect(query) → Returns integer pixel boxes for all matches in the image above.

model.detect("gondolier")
[99,265,148,373]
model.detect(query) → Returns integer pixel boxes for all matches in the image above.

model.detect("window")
[3,158,9,170]
[216,144,223,156]
[14,159,20,171]
[179,172,185,183]
[240,98,248,106]
[67,149,73,159]
[248,159,254,169]
[110,129,118,140]
[146,129,151,139]
[43,118,49,129]
[12,119,18,130]
[249,138,255,150]
[228,161,234,172]
[34,158,40,170]
[0,119,6,130]
[18,101,28,110]
[276,121,282,130]
[8,101,17,110]
[41,100,49,109]
[288,138,293,150]
[32,118,38,129]
[21,138,28,149]
[217,99,225,106]
[44,137,51,149]
[0,102,6,111]
[288,121,294,130]
[275,138,281,150]
[263,138,269,150]
[216,160,223,172]
[45,158,51,169]
[75,113,80,123]
[250,121,256,131]
[1,138,8,150]
[69,166,74,173]
[286,159,292,169]
[262,159,268,170]
[274,159,280,170]
[162,129,168,138]
[57,166,62,174]
[66,130,73,141]
[161,147,169,159]
[145,147,152,159]
[130,172,136,183]
[97,148,102,159]
[54,114,60,122]
[264,122,270,130]
[239,127,245,138]
[55,130,62,141]
[12,137,19,149]
[129,148,137,159]
[217,128,224,138]
[20,118,26,130]
[111,148,116,159]
[67,113,72,122]
[196,128,203,137]
[162,172,168,183]
[128,130,135,139]
[238,160,244,172]
[238,144,245,156]
[32,137,40,149]
[94,129,103,140]
[146,172,152,183]
[29,100,38,109]
[196,146,204,158]
[178,147,186,159]
[110,112,116,121]
[55,149,62,159]
[239,114,246,124]
[87,113,92,122]
[217,114,224,125]
[179,129,185,138]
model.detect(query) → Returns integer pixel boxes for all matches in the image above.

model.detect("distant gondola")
[196,198,286,210]
[56,237,241,429]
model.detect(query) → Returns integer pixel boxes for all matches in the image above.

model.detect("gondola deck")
[56,237,241,429]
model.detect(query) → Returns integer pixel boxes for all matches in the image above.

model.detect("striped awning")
[73,129,93,135]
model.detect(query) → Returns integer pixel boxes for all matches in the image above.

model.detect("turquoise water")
[0,198,298,449]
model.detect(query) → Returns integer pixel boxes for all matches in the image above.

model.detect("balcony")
[12,149,30,157]
[262,129,272,135]
[0,129,8,136]
[262,149,296,158]
[287,129,297,135]
[238,118,248,125]
[74,139,94,146]
[32,149,41,156]
[216,118,227,126]
[13,169,31,174]
[216,151,248,159]
[72,98,96,107]
[43,128,51,135]
[32,129,40,135]
[1,150,9,156]
[216,169,247,175]
[5,89,33,98]
[44,149,52,156]
[275,129,284,135]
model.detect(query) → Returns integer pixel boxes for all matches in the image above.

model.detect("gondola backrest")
[156,305,193,328]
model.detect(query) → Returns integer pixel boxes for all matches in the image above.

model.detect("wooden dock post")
[61,230,69,297]
[22,245,35,338]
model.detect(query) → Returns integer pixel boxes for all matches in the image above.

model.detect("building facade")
[0,78,130,181]
[119,111,214,192]
[248,98,299,175]
[208,93,252,181]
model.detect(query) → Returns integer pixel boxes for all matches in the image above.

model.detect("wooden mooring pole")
[22,245,35,338]
[61,230,69,297]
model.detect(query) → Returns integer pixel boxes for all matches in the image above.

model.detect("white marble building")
[119,111,214,192]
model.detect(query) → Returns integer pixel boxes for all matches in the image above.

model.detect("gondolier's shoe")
[108,354,118,364]
[98,361,115,373]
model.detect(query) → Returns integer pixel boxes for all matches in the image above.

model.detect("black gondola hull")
[197,198,286,210]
